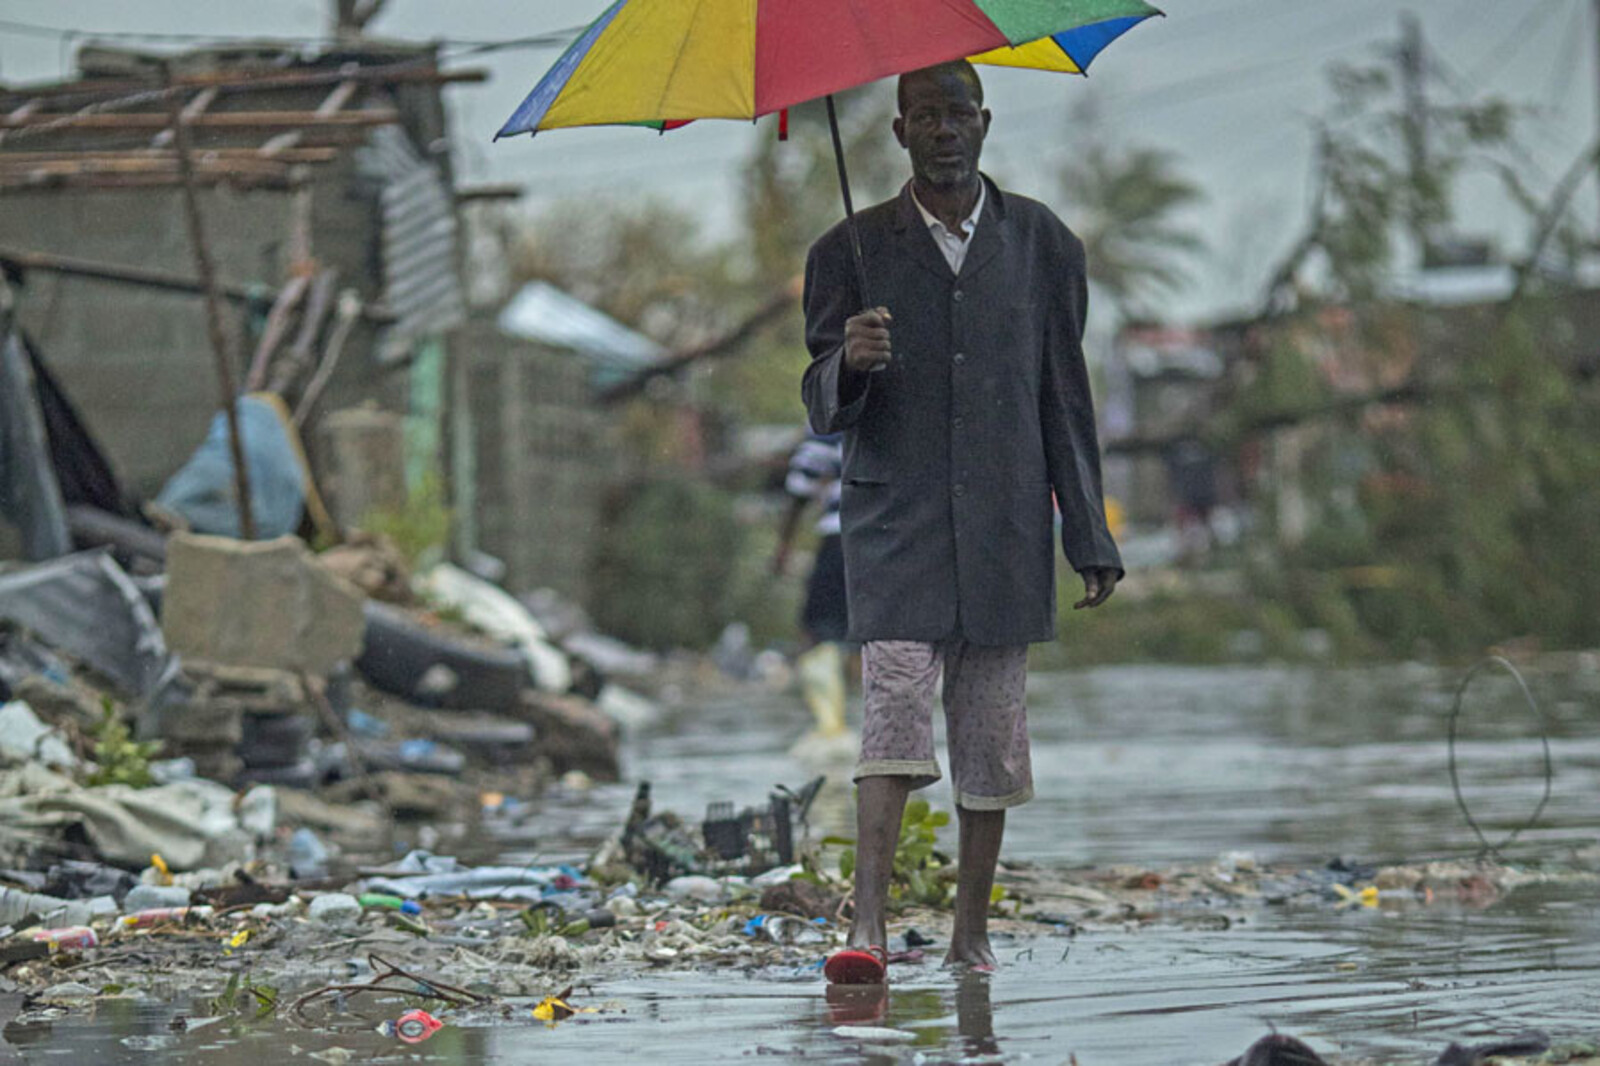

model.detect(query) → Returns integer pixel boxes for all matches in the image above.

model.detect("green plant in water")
[830,796,953,908]
[208,971,279,1018]
[84,700,161,789]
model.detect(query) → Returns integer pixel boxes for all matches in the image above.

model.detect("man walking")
[802,61,1122,981]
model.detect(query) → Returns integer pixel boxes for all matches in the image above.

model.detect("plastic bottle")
[119,906,214,929]
[30,926,98,950]
[357,894,422,915]
[0,886,99,927]
[123,884,191,911]
[287,828,330,879]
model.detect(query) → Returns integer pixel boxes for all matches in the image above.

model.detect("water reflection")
[821,974,1000,1060]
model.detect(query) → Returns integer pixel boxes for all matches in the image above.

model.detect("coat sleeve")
[801,230,871,435]
[1041,230,1124,578]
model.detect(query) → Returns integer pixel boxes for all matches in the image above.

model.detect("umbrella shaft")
[825,95,872,310]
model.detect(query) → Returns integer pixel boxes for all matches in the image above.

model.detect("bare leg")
[848,775,912,950]
[946,806,1004,968]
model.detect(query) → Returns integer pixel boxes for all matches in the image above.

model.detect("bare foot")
[943,934,998,970]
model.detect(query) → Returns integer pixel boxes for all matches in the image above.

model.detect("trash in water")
[613,776,825,885]
[533,986,597,1025]
[380,1007,444,1044]
[832,1025,916,1043]
[1331,883,1379,908]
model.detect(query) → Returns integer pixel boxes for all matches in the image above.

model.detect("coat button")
[953,417,964,429]
[953,352,966,365]
[953,289,965,302]
[953,484,966,497]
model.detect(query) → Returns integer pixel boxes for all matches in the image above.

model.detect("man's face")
[893,71,990,192]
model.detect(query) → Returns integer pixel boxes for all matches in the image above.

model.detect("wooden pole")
[1398,13,1431,262]
[165,70,257,541]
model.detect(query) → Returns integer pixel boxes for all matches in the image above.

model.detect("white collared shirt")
[910,180,985,274]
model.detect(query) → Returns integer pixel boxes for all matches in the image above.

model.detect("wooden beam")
[316,79,361,117]
[257,131,303,157]
[0,244,396,323]
[0,147,341,164]
[0,64,487,105]
[244,274,311,392]
[0,109,400,131]
[0,155,303,172]
[0,172,299,191]
[0,157,297,179]
[151,86,218,148]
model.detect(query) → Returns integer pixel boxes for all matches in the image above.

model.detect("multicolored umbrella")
[496,0,1161,137]
[495,0,1160,302]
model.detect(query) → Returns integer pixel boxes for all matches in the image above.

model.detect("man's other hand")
[844,306,893,373]
[1073,567,1119,610]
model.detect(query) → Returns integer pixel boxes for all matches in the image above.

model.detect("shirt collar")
[909,179,984,243]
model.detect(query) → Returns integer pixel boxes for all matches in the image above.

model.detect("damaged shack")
[0,42,471,523]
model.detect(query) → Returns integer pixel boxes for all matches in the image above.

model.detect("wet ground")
[7,661,1599,1063]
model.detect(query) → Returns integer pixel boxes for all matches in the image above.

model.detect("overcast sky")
[2,1,1594,323]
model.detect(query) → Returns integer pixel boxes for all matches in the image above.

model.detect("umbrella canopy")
[496,0,1160,138]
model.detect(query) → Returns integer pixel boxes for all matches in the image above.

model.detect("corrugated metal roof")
[359,124,464,362]
[496,280,665,372]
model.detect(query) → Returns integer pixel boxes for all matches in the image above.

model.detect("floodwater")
[9,662,1599,1064]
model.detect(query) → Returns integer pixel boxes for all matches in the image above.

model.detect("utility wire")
[1457,1,1565,86]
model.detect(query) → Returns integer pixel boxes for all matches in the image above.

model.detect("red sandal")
[824,945,889,985]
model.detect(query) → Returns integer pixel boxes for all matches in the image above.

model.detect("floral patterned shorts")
[855,640,1033,811]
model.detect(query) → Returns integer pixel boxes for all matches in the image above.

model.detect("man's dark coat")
[802,177,1122,646]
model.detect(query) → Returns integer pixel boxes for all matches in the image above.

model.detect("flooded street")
[10,661,1599,1064]
[575,660,1600,870]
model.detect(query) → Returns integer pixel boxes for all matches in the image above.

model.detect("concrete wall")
[1,161,405,505]
[5,185,289,499]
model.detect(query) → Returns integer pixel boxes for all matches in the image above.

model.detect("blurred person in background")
[771,429,851,744]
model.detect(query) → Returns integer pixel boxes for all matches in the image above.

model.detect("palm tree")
[1059,142,1205,317]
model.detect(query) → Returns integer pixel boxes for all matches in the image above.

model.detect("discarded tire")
[355,601,527,711]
